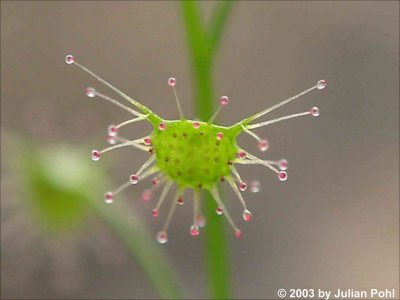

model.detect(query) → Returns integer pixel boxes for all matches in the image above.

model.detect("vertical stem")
[195,59,231,299]
[181,1,234,298]
[194,63,214,121]
[203,190,231,299]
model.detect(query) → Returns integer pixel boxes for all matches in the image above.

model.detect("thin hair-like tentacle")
[168,78,185,120]
[70,58,149,113]
[242,82,321,124]
[152,181,173,216]
[93,139,150,159]
[88,89,144,117]
[247,110,314,130]
[210,187,241,237]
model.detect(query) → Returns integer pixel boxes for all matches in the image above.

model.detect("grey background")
[1,1,399,299]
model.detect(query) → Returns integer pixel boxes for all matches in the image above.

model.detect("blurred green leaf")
[208,1,234,57]
[21,146,96,234]
[12,141,184,299]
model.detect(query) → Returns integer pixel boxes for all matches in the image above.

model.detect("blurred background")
[1,1,398,299]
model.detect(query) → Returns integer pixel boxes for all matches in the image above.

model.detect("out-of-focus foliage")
[7,139,184,299]
[21,146,98,234]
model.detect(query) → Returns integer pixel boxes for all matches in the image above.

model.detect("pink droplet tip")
[310,106,320,117]
[86,87,96,98]
[143,137,152,146]
[250,180,261,193]
[238,151,247,159]
[104,192,113,203]
[152,177,160,186]
[157,231,168,244]
[220,96,229,106]
[279,159,288,170]
[317,79,327,89]
[106,135,116,145]
[258,139,269,152]
[108,125,118,136]
[196,215,206,228]
[152,209,159,217]
[278,171,288,181]
[193,121,200,129]
[130,175,139,184]
[243,210,252,222]
[142,189,152,202]
[190,225,200,236]
[216,132,224,140]
[235,229,242,238]
[216,207,223,215]
[159,122,167,131]
[91,150,101,161]
[177,196,184,205]
[65,55,74,64]
[239,182,247,192]
[168,77,176,87]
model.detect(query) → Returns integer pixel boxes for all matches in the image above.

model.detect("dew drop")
[278,171,288,182]
[279,159,288,171]
[108,125,118,136]
[65,54,74,64]
[168,77,176,87]
[190,225,200,236]
[235,229,242,238]
[258,139,269,152]
[317,79,327,89]
[250,180,261,193]
[152,177,160,186]
[216,207,223,215]
[86,87,96,98]
[239,182,247,192]
[157,231,168,244]
[220,96,229,106]
[130,175,139,184]
[106,135,116,145]
[142,189,152,202]
[243,209,252,222]
[193,121,200,129]
[197,215,206,228]
[91,150,101,161]
[310,106,320,117]
[159,122,167,131]
[144,137,152,146]
[216,132,224,140]
[177,196,184,205]
[152,208,159,217]
[104,192,113,204]
[237,151,247,159]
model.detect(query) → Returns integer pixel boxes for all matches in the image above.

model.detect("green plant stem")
[208,1,234,57]
[181,1,234,298]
